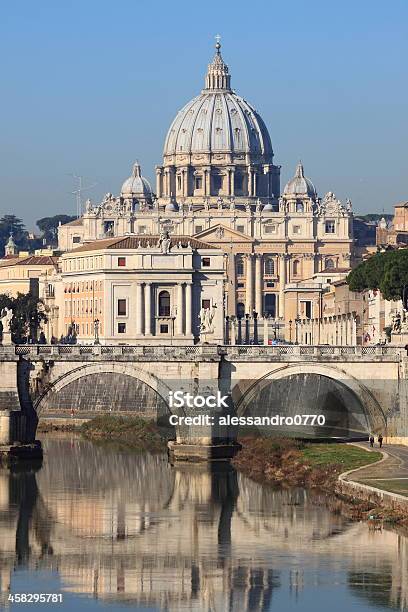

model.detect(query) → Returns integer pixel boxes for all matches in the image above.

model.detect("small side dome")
[263,202,274,211]
[165,198,179,212]
[284,162,317,198]
[121,162,154,200]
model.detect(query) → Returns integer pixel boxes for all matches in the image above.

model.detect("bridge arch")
[35,362,172,415]
[234,363,386,439]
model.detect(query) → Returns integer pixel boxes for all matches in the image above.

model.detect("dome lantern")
[204,38,231,92]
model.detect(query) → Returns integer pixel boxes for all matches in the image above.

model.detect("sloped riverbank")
[232,437,408,526]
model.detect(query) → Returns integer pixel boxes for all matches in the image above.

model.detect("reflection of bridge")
[0,344,407,446]
[0,436,407,611]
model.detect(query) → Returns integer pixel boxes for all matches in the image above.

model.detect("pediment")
[193,224,253,243]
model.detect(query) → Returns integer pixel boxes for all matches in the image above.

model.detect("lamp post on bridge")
[289,319,293,343]
[93,318,100,345]
[295,315,301,345]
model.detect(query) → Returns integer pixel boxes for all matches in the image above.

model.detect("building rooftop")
[69,235,221,253]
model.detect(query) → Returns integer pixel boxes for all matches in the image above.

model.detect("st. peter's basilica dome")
[163,43,273,161]
[156,41,280,203]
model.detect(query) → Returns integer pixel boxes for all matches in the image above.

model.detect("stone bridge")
[1,344,407,448]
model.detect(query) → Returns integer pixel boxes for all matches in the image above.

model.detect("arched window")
[264,257,275,275]
[326,258,335,269]
[296,200,304,212]
[236,302,245,318]
[236,255,244,277]
[158,290,170,317]
[293,260,300,276]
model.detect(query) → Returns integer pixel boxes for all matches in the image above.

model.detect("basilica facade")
[55,41,354,342]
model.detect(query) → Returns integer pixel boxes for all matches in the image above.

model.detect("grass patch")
[301,443,382,472]
[233,438,383,489]
[80,415,170,452]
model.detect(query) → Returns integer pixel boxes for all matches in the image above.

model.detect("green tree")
[0,293,48,344]
[347,250,408,302]
[0,215,29,255]
[36,214,76,245]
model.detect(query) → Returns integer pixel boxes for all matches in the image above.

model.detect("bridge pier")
[0,349,42,462]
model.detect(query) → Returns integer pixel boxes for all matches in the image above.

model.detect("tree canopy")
[0,214,29,255]
[0,293,48,343]
[36,214,76,245]
[347,249,408,302]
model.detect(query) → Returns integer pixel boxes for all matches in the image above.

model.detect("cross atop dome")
[205,36,231,91]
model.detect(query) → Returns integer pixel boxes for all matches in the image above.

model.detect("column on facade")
[263,317,269,345]
[245,254,254,314]
[279,255,286,318]
[183,168,188,197]
[164,170,169,197]
[176,283,184,335]
[136,283,143,335]
[204,168,211,196]
[185,282,192,336]
[144,283,152,335]
[255,254,263,316]
[230,318,236,345]
[155,168,162,198]
[248,168,253,197]
[253,171,257,197]
[227,252,237,316]
[352,315,357,345]
[229,167,235,196]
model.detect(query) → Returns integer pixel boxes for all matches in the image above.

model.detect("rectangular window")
[237,283,244,288]
[293,225,301,234]
[195,225,203,234]
[202,257,210,267]
[177,175,182,190]
[237,225,245,234]
[160,324,169,334]
[118,323,126,333]
[202,299,211,309]
[264,225,276,234]
[72,236,81,244]
[117,299,127,316]
[213,175,222,191]
[138,226,146,234]
[195,177,203,189]
[234,174,243,191]
[118,257,126,267]
[266,282,275,288]
[325,220,335,233]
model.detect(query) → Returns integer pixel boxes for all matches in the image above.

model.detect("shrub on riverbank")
[80,415,169,451]
[232,437,382,489]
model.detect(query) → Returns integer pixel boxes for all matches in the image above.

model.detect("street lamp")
[289,320,293,343]
[273,318,278,340]
[295,315,301,345]
[93,318,100,345]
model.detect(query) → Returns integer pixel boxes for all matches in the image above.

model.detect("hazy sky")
[1,0,407,229]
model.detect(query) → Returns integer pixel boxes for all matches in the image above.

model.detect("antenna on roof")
[67,174,98,218]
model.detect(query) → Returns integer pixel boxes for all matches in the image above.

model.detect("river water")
[0,434,407,612]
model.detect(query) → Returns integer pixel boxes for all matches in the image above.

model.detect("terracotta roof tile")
[70,236,220,253]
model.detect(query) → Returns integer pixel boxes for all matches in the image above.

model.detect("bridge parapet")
[220,345,405,362]
[0,344,404,363]
[6,344,220,362]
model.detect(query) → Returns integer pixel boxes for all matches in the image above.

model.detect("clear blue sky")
[1,0,407,229]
